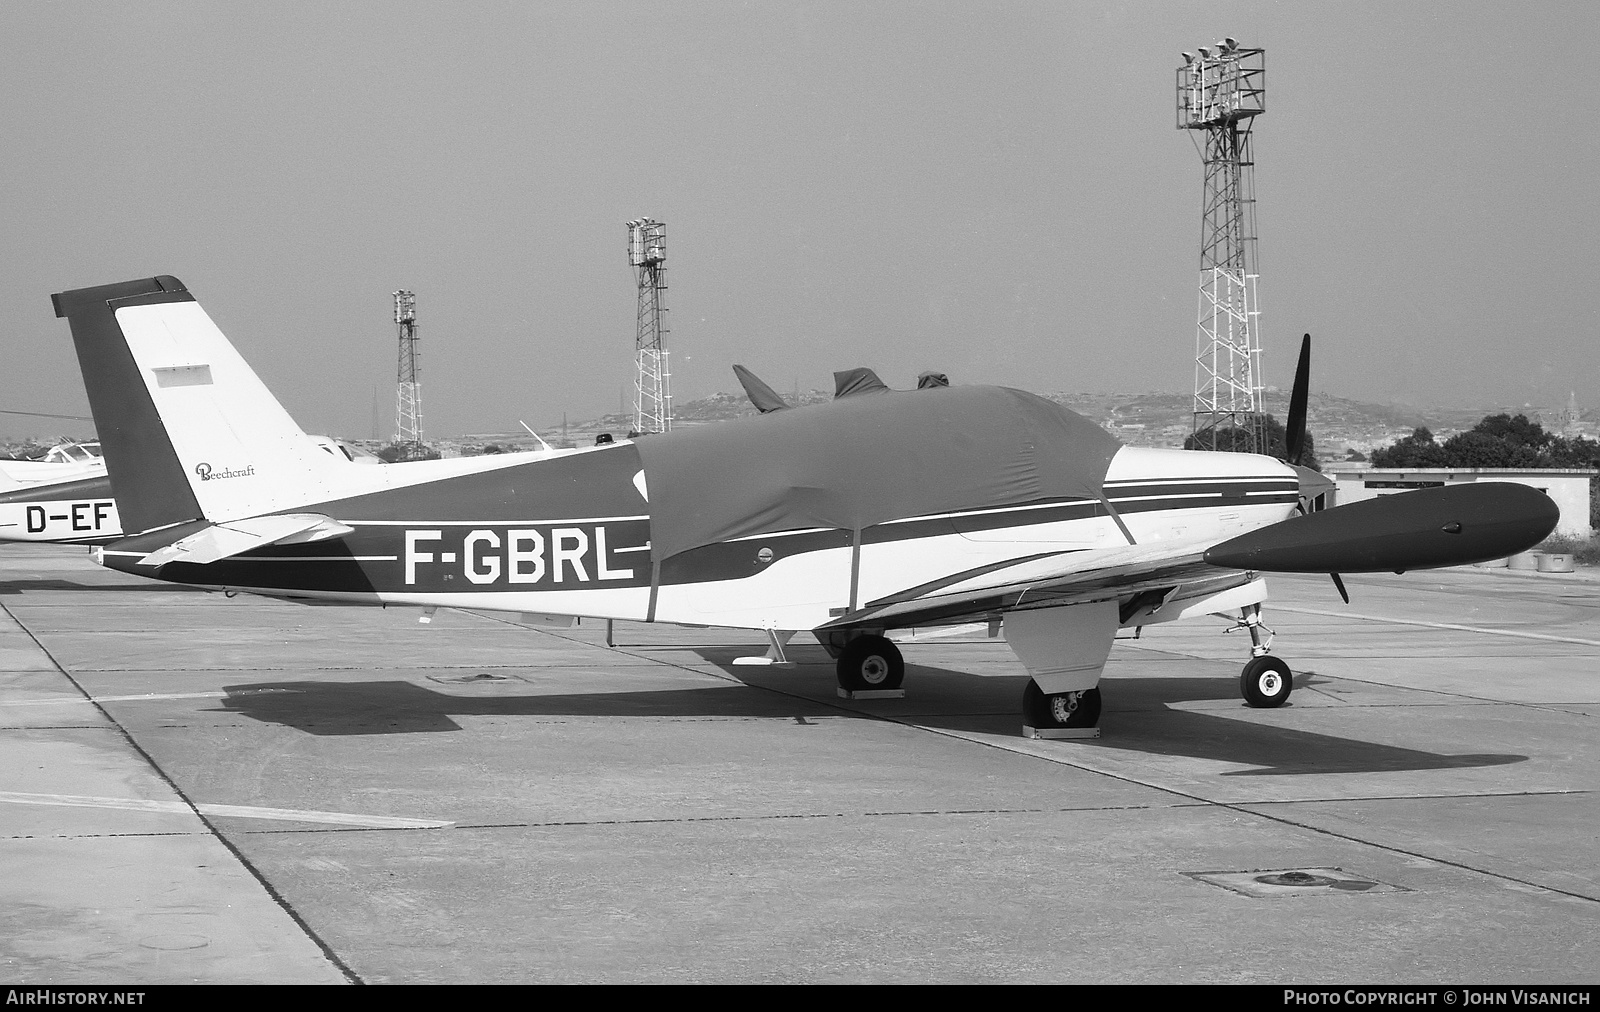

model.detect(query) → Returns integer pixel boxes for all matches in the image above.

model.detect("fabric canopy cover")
[633,384,1123,564]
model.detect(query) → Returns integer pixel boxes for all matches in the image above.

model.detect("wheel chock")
[1022,725,1101,740]
[836,688,905,700]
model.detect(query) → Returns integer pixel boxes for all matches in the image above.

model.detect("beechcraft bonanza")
[51,276,1558,732]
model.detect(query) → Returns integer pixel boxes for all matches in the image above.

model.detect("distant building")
[1323,463,1595,538]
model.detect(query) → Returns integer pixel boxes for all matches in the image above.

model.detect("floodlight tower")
[1177,39,1267,452]
[393,290,422,444]
[627,218,671,434]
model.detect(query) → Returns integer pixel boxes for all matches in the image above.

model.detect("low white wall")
[1328,468,1595,539]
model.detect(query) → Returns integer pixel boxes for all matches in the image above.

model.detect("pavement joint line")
[33,663,658,673]
[0,598,366,985]
[891,719,1600,907]
[3,831,203,841]
[160,804,1213,837]
[462,607,1600,907]
[1278,669,1600,714]
[223,790,1597,835]
[1123,645,1600,713]
[0,791,454,829]
[3,690,276,706]
[1240,788,1592,806]
[1270,604,1600,648]
[441,803,1185,830]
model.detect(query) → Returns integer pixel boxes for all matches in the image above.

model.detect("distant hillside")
[518,387,1515,458]
[4,388,1571,462]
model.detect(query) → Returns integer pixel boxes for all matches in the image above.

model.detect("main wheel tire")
[836,635,904,691]
[1022,681,1102,729]
[1240,655,1292,708]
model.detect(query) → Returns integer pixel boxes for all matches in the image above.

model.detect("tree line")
[1371,413,1599,470]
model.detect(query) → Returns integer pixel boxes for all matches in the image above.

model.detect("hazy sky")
[2,1,1595,439]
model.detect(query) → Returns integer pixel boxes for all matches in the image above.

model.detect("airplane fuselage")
[96,436,1299,633]
[0,474,121,543]
[48,275,1563,727]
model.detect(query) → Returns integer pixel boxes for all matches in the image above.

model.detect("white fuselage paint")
[202,446,1299,634]
[0,496,120,543]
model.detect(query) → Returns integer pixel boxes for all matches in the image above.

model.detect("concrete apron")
[0,589,349,984]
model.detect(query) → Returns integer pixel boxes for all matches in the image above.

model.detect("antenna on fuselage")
[518,420,554,452]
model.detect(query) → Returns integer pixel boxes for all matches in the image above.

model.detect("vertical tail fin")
[53,276,341,533]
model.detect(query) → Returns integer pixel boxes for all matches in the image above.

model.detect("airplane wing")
[136,513,354,567]
[827,481,1562,631]
[827,537,1227,631]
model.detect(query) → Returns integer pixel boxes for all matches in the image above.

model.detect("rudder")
[53,276,340,532]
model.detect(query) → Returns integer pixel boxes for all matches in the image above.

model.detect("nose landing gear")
[1235,603,1292,708]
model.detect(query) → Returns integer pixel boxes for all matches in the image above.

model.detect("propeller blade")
[1204,482,1559,574]
[1284,333,1311,466]
[1330,572,1350,604]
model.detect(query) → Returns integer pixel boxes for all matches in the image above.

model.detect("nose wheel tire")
[836,635,905,692]
[1240,655,1292,708]
[1022,681,1102,729]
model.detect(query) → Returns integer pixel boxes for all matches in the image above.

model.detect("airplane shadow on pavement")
[213,678,841,736]
[695,648,1530,778]
[0,577,210,595]
[215,653,1526,777]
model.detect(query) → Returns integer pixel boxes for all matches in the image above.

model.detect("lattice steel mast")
[1178,39,1267,452]
[393,290,422,444]
[627,218,671,434]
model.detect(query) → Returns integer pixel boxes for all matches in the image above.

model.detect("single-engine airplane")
[0,440,120,544]
[51,276,1558,732]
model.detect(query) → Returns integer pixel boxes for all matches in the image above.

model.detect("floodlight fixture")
[1174,40,1269,452]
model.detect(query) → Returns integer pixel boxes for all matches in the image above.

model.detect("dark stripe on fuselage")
[0,475,113,504]
[305,443,648,523]
[99,445,654,594]
[111,517,654,595]
[99,471,1295,597]
[659,480,1295,586]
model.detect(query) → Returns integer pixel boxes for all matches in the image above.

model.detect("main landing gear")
[835,634,904,692]
[1021,681,1102,731]
[1236,603,1292,708]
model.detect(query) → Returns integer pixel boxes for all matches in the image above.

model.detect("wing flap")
[827,537,1230,630]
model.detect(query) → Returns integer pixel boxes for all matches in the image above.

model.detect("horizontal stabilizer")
[1204,482,1559,573]
[139,513,353,567]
